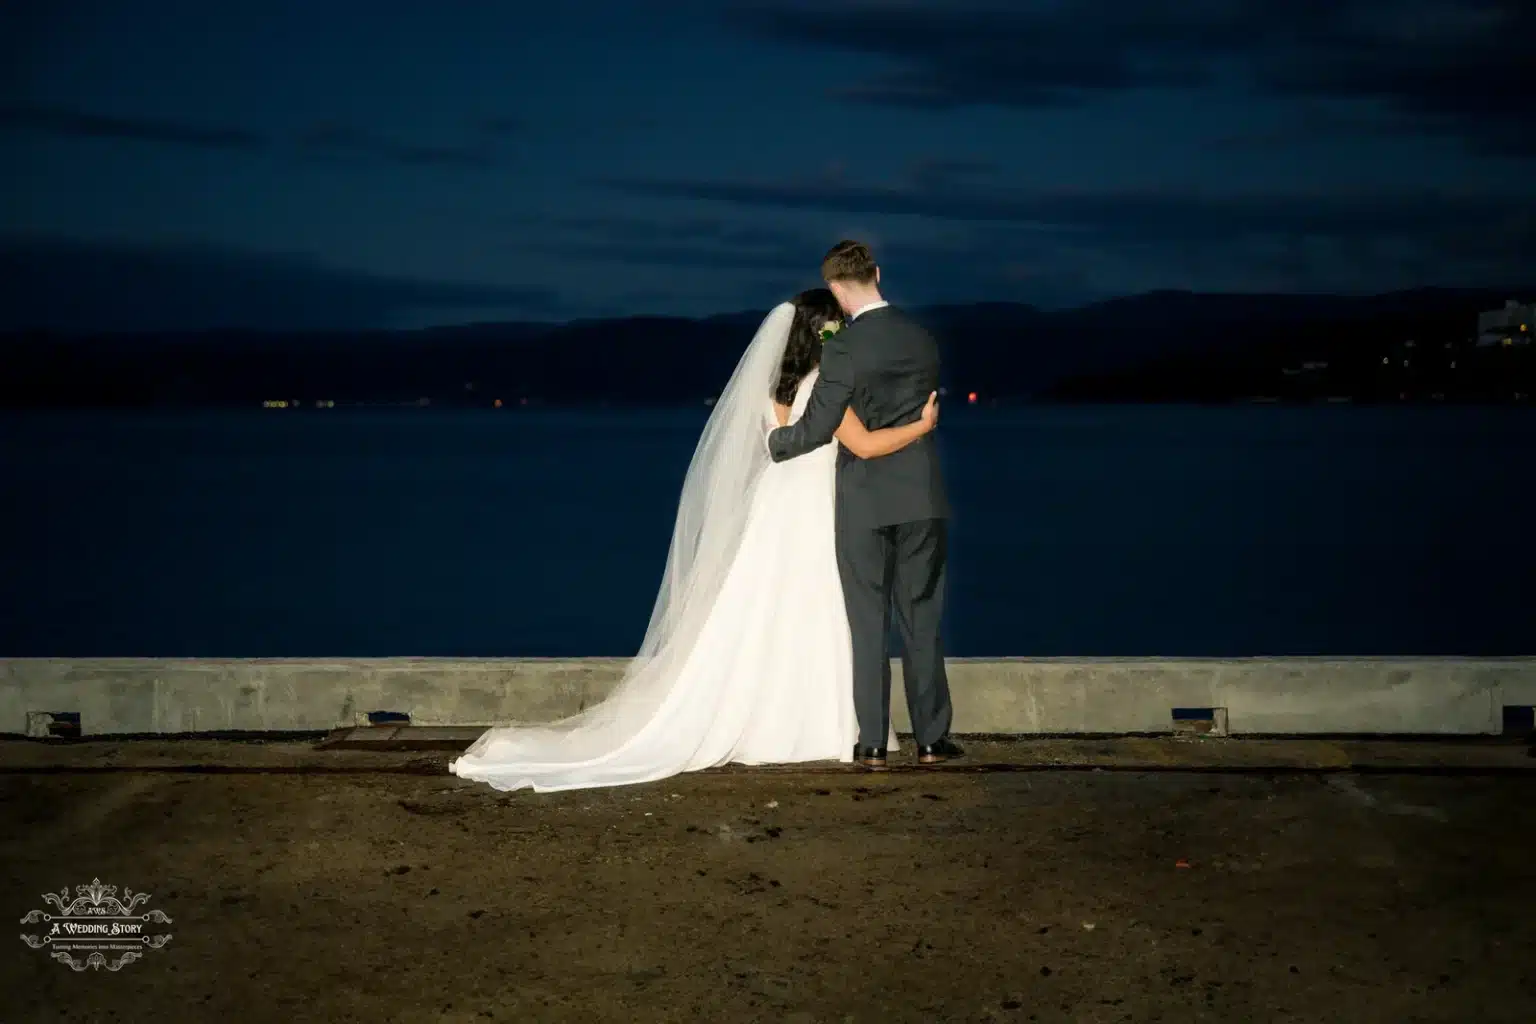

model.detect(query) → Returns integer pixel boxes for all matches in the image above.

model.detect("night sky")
[3,0,1532,332]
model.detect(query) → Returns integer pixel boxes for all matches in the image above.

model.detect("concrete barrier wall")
[4,657,1535,737]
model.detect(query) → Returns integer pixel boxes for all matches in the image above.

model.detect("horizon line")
[2,283,1531,339]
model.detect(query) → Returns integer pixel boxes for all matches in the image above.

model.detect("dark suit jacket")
[767,305,949,529]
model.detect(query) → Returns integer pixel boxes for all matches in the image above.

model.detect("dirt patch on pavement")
[2,766,1532,1022]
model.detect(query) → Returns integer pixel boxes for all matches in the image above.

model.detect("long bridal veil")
[456,302,797,765]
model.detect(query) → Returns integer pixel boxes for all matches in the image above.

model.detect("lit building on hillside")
[1477,299,1533,347]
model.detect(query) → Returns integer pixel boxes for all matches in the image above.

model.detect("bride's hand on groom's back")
[920,391,940,432]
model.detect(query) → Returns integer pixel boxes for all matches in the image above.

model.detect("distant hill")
[1038,288,1534,402]
[1,287,1530,407]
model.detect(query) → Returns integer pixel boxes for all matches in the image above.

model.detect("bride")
[450,289,938,792]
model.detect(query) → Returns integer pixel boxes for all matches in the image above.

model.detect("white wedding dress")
[450,303,894,793]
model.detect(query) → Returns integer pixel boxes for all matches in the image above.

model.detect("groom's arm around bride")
[767,242,949,518]
[766,302,937,468]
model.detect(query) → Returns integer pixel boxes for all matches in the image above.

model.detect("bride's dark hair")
[774,287,842,406]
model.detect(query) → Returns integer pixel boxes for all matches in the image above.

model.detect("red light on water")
[967,391,978,404]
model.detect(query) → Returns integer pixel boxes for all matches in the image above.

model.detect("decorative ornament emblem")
[19,878,173,971]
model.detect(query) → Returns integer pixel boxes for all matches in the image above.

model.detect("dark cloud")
[1203,102,1421,152]
[533,240,808,273]
[729,0,1535,157]
[478,115,524,138]
[522,214,821,272]
[0,103,266,152]
[905,158,997,190]
[598,171,1535,297]
[1,103,507,169]
[605,173,1533,238]
[0,235,564,332]
[296,122,496,169]
[519,209,1109,308]
[536,214,801,250]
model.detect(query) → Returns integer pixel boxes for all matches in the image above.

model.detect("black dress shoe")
[853,745,888,770]
[916,738,963,765]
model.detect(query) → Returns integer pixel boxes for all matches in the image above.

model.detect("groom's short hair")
[821,240,878,285]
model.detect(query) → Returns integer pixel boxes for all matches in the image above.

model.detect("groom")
[768,240,960,770]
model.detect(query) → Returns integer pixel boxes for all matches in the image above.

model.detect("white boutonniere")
[819,320,842,344]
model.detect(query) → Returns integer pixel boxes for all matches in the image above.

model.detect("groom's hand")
[920,391,939,432]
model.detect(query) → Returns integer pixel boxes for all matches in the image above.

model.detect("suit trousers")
[835,517,952,749]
